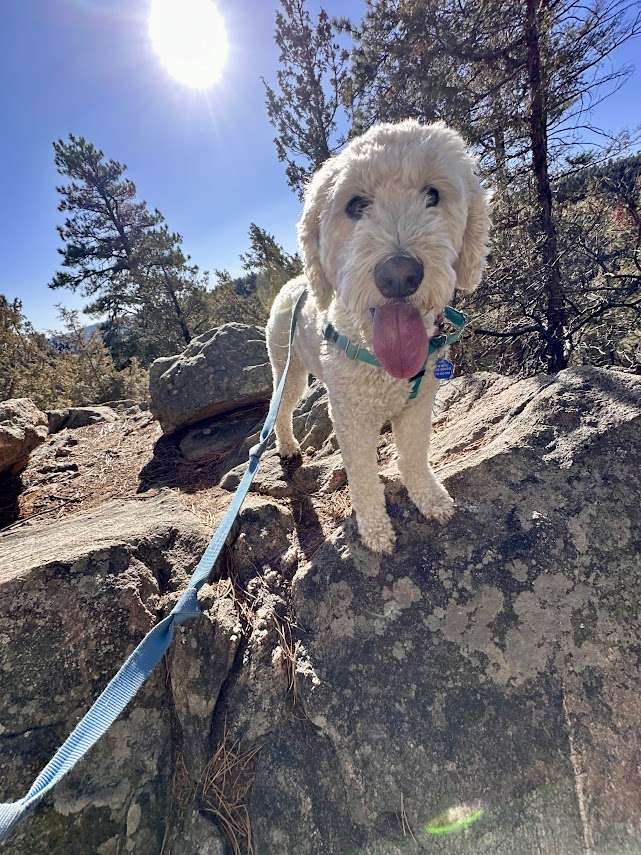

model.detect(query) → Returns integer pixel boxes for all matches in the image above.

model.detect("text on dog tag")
[434,359,454,379]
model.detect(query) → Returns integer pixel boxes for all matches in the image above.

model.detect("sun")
[148,0,228,90]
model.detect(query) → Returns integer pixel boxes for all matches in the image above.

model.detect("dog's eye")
[424,187,440,208]
[346,196,371,219]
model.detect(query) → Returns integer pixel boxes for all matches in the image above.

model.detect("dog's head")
[297,120,491,377]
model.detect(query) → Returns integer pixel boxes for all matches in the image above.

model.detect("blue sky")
[1,0,639,332]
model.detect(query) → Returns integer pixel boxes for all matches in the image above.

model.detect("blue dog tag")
[434,359,454,379]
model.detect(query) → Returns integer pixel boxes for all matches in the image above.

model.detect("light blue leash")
[0,288,308,846]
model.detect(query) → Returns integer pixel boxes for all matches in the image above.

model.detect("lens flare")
[425,804,484,835]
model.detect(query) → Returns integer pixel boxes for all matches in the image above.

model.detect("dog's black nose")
[374,255,424,299]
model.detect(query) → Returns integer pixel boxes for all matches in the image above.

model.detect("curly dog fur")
[267,120,491,553]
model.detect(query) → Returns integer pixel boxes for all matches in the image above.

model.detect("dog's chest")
[321,346,429,421]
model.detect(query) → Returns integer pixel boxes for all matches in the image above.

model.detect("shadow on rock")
[0,472,22,528]
[226,452,332,594]
[137,403,268,494]
[282,455,330,565]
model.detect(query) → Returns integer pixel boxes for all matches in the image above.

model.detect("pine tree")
[263,0,350,197]
[210,224,304,323]
[240,223,303,309]
[264,0,641,373]
[50,136,211,366]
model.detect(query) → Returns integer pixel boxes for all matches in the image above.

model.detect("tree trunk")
[525,0,568,373]
[161,266,193,346]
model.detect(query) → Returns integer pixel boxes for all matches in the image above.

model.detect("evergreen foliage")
[213,223,304,323]
[240,223,304,310]
[555,152,641,202]
[263,0,641,374]
[263,0,350,197]
[0,296,58,407]
[0,297,149,409]
[50,135,212,367]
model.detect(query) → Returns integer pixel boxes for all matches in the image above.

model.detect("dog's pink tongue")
[372,302,428,379]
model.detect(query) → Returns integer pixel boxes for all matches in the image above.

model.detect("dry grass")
[14,415,160,527]
[218,547,268,630]
[171,751,198,810]
[200,719,262,855]
[273,615,303,705]
[164,726,261,855]
[314,485,352,532]
[8,412,232,531]
[399,792,417,843]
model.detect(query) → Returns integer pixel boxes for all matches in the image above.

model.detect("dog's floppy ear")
[297,161,335,311]
[454,168,492,292]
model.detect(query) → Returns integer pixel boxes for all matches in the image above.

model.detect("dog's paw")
[412,484,455,525]
[277,437,301,459]
[358,514,396,554]
[426,493,455,524]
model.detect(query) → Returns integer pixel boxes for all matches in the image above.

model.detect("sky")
[1,0,639,333]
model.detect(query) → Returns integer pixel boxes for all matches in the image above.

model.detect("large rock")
[149,324,273,435]
[179,408,266,462]
[0,398,49,476]
[222,367,641,854]
[46,406,119,434]
[3,366,641,855]
[0,490,231,855]
[219,382,340,497]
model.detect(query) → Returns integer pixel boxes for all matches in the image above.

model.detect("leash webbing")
[0,288,308,845]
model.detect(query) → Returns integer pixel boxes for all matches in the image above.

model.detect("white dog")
[266,120,491,554]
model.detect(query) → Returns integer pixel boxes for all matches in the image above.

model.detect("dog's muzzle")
[374,255,424,300]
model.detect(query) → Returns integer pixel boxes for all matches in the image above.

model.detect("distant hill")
[49,322,102,353]
[555,152,641,202]
[81,322,102,340]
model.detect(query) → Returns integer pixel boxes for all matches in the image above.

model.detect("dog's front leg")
[331,405,396,555]
[392,390,454,525]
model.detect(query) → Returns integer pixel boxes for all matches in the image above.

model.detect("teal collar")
[322,305,467,399]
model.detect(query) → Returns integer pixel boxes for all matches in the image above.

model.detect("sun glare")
[149,0,228,90]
